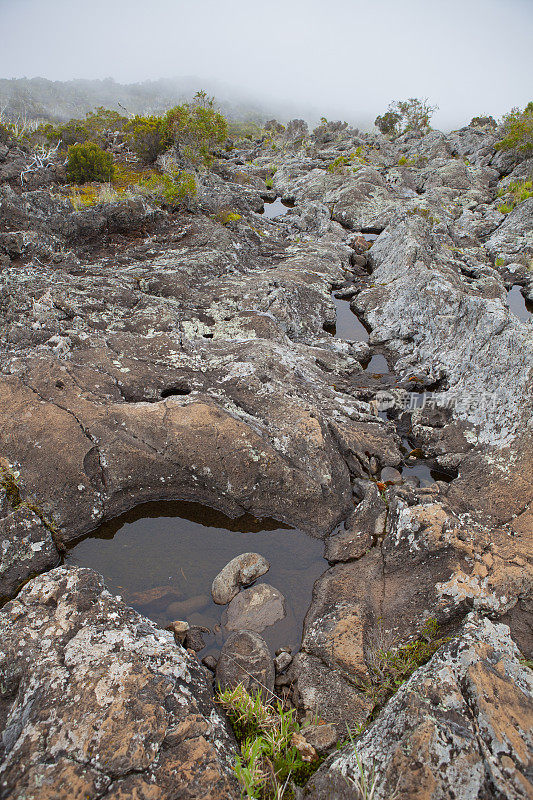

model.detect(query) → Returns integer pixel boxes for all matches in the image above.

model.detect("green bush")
[375,110,401,136]
[470,115,496,129]
[496,102,533,156]
[66,142,115,184]
[123,115,169,164]
[159,170,197,207]
[375,98,438,136]
[36,107,127,150]
[162,91,228,168]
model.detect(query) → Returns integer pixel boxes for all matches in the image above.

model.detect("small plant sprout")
[345,726,378,800]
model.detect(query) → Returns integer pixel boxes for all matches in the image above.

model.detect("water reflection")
[66,500,325,656]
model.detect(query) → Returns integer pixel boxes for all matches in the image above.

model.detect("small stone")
[369,456,379,475]
[212,552,270,605]
[184,626,208,652]
[274,651,293,673]
[166,619,189,643]
[202,655,217,672]
[275,646,292,656]
[403,475,420,488]
[291,732,318,762]
[380,466,403,485]
[223,583,286,633]
[300,722,338,754]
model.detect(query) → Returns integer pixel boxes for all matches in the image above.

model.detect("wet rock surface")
[0,567,239,800]
[223,582,286,633]
[0,117,532,797]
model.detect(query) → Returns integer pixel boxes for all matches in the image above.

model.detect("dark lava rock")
[216,630,274,700]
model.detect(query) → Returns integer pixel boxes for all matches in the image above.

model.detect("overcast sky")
[0,0,532,129]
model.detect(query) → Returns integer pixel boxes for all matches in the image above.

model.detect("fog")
[1,0,532,129]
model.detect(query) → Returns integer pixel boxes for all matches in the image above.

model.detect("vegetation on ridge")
[217,684,324,799]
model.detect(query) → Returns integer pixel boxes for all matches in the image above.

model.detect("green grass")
[357,618,451,713]
[497,179,533,214]
[217,684,325,799]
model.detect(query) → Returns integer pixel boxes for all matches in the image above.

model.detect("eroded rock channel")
[0,114,532,799]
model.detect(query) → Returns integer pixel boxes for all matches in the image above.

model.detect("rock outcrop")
[0,567,239,799]
[0,115,531,798]
[304,616,533,800]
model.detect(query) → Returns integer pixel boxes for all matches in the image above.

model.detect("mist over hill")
[0,75,374,129]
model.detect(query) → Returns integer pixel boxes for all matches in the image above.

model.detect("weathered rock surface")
[304,616,533,800]
[0,566,239,800]
[0,503,59,600]
[215,630,275,699]
[1,116,532,797]
[211,552,270,605]
[223,582,286,633]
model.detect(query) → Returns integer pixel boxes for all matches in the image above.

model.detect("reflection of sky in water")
[507,285,532,323]
[261,197,292,219]
[67,500,325,656]
[332,297,369,341]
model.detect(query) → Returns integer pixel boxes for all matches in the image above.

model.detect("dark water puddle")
[261,197,293,219]
[66,500,325,657]
[364,354,389,374]
[507,285,533,323]
[330,296,370,341]
[399,438,457,486]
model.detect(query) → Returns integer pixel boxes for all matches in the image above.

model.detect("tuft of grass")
[215,209,242,225]
[406,206,440,226]
[344,726,378,800]
[358,618,451,712]
[497,179,533,214]
[217,684,324,799]
[327,155,352,174]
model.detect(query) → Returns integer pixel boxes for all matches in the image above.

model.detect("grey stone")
[379,466,403,484]
[274,651,293,673]
[300,722,338,754]
[211,552,270,605]
[223,583,286,633]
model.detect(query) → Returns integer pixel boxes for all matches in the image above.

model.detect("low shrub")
[375,97,438,136]
[123,114,170,164]
[36,107,128,149]
[470,115,496,129]
[327,154,352,174]
[357,618,450,713]
[66,142,115,183]
[215,208,242,225]
[497,178,533,213]
[496,102,533,156]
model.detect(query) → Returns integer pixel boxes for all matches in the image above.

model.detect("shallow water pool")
[66,500,325,657]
